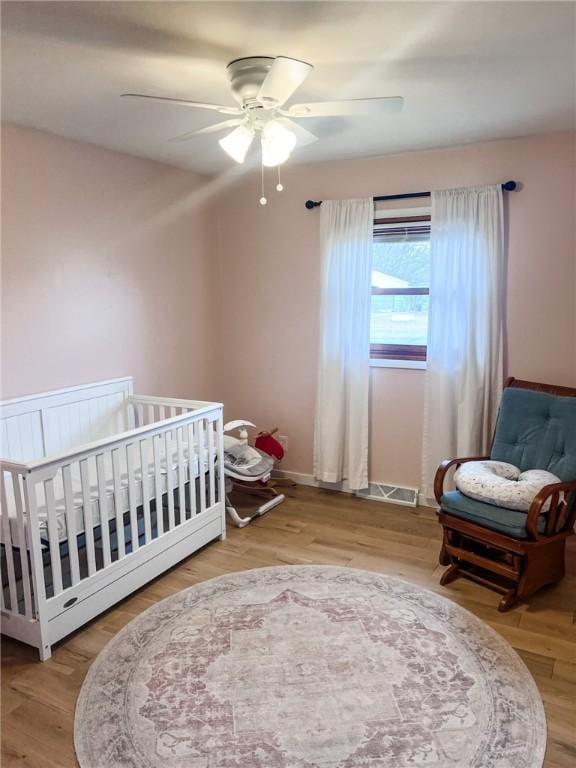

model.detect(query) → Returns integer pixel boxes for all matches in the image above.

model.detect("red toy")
[255,428,285,462]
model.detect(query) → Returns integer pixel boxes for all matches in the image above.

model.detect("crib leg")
[38,642,52,662]
[32,620,52,662]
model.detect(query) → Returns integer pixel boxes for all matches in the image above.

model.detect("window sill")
[370,359,427,370]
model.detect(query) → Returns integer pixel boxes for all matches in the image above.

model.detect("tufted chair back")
[491,386,576,482]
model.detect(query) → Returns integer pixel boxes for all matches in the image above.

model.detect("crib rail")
[130,394,217,424]
[1,398,225,651]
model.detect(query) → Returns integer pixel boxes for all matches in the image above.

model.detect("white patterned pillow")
[454,460,560,512]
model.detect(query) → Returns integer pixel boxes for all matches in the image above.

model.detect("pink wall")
[1,123,216,400]
[3,126,574,489]
[212,133,576,488]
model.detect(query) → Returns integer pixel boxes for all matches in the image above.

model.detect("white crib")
[0,377,225,660]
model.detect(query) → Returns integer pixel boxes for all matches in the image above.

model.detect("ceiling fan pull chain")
[276,167,284,192]
[260,159,267,206]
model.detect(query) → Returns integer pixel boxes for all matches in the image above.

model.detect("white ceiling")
[2,1,575,175]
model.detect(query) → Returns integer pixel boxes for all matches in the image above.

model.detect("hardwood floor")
[2,485,575,767]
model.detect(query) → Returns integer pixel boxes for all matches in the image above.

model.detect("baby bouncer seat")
[223,420,285,527]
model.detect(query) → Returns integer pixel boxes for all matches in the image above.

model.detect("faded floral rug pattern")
[75,566,546,767]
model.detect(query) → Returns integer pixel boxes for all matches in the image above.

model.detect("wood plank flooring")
[2,485,575,767]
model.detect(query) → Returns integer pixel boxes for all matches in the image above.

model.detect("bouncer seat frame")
[223,420,285,528]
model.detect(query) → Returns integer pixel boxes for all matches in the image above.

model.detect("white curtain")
[422,185,505,499]
[314,198,373,490]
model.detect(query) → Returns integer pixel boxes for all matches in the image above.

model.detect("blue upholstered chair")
[434,378,576,611]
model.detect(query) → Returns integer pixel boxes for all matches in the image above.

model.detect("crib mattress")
[5,445,211,545]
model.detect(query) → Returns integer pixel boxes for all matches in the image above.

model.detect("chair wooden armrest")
[526,481,576,539]
[433,456,490,505]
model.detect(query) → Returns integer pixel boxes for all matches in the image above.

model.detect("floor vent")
[355,482,418,508]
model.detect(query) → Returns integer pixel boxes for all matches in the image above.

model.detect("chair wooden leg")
[498,589,518,612]
[439,543,450,566]
[439,528,453,566]
[440,563,461,586]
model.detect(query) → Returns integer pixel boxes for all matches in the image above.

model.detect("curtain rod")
[304,180,518,210]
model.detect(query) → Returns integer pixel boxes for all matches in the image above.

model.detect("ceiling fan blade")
[277,118,318,147]
[257,56,313,106]
[170,119,245,142]
[121,93,242,115]
[285,97,404,118]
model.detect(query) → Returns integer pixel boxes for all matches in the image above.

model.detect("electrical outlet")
[279,435,289,451]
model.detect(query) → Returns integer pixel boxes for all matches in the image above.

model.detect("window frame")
[370,209,431,363]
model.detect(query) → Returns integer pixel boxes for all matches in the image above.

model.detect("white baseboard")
[273,469,438,510]
[273,469,320,488]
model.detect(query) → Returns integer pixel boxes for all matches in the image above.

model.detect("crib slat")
[62,464,80,586]
[152,435,164,536]
[44,478,63,596]
[195,420,207,515]
[11,472,33,617]
[147,404,155,426]
[96,454,112,568]
[0,472,19,612]
[80,458,97,576]
[176,427,185,523]
[169,406,177,418]
[164,430,175,530]
[140,439,152,544]
[207,421,216,508]
[126,443,140,551]
[111,448,126,559]
[187,423,197,518]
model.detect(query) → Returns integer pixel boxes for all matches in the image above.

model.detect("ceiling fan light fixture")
[218,124,255,163]
[261,120,297,167]
[122,57,404,177]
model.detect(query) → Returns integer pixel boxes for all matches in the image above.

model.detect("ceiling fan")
[122,56,403,168]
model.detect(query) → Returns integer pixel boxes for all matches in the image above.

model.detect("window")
[370,209,431,362]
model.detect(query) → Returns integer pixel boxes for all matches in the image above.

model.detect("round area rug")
[75,566,546,768]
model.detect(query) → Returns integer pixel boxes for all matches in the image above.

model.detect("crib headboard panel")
[0,410,45,463]
[0,377,134,462]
